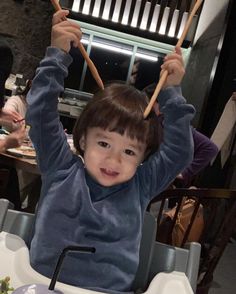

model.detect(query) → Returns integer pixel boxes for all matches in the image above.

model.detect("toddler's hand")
[51,10,82,53]
[161,46,185,88]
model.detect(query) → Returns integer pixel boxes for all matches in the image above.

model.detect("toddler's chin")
[96,177,124,187]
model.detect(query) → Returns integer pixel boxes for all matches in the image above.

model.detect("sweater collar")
[85,169,128,201]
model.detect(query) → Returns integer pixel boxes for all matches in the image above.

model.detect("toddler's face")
[80,127,146,187]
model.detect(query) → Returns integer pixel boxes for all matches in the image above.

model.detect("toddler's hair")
[73,83,160,158]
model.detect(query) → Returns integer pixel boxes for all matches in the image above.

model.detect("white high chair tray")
[143,271,194,294]
[0,232,100,294]
[0,232,193,294]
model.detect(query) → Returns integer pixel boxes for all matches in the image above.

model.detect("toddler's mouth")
[100,168,119,177]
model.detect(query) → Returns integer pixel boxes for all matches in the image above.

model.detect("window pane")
[128,48,164,90]
[64,34,89,90]
[82,37,133,93]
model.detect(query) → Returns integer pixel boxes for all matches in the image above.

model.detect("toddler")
[26,10,195,294]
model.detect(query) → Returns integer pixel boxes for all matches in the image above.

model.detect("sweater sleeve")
[3,96,26,121]
[180,128,219,186]
[137,86,195,200]
[3,96,19,113]
[26,47,74,174]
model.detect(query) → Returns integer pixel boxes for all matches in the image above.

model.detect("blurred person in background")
[0,39,26,209]
[3,79,41,212]
[143,83,218,189]
[0,39,25,152]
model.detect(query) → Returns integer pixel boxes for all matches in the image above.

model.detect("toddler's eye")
[125,149,135,156]
[98,141,109,148]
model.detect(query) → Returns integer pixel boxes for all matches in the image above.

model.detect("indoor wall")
[0,0,53,79]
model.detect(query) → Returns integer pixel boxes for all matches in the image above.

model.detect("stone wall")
[182,0,230,128]
[0,0,54,79]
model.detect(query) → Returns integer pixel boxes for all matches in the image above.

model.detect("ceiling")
[60,0,203,47]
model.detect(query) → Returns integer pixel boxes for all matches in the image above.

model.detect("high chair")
[0,199,198,294]
[133,212,201,293]
[0,199,34,246]
[0,198,9,231]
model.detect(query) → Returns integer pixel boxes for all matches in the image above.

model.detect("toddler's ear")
[79,135,85,151]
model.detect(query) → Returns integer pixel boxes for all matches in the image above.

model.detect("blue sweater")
[26,47,195,293]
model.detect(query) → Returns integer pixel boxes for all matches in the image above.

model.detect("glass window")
[64,33,89,91]
[82,37,133,93]
[128,48,165,90]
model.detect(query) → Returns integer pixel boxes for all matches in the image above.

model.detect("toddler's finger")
[167,62,185,76]
[52,9,69,25]
[54,21,82,41]
[161,59,183,72]
[174,46,182,56]
[164,53,184,66]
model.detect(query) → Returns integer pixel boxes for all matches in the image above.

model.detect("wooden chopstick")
[77,43,104,90]
[50,0,61,11]
[50,0,104,90]
[143,0,204,118]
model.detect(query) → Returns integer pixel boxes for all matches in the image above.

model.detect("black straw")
[48,245,96,291]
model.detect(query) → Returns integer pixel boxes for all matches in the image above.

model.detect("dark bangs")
[73,83,160,157]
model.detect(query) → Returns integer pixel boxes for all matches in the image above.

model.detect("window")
[128,48,164,90]
[82,37,133,92]
[63,20,176,94]
[64,33,89,90]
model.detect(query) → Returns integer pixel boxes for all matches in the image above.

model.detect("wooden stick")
[50,0,104,90]
[50,0,61,11]
[77,43,104,90]
[143,0,204,118]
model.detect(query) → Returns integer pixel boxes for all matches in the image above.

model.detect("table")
[0,231,193,294]
[0,152,39,175]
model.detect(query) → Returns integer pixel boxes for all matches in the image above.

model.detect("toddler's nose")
[108,150,122,164]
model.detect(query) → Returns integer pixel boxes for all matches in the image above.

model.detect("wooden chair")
[147,188,236,294]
